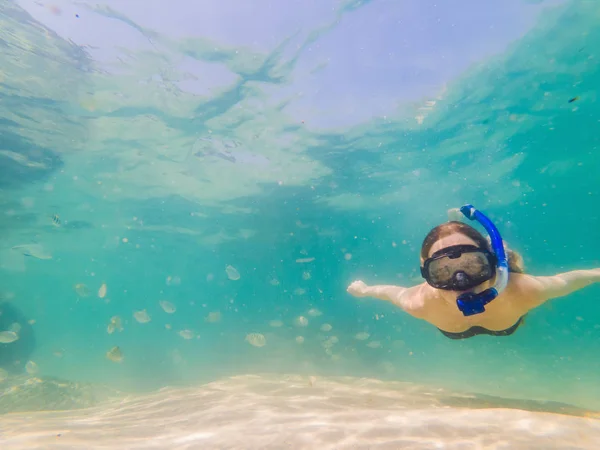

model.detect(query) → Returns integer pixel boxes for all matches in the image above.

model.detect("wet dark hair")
[420,221,525,273]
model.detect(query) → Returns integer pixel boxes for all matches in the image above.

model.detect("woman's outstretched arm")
[347,280,407,301]
[347,280,426,316]
[520,269,600,306]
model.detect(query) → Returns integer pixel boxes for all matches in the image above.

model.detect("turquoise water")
[1,0,600,418]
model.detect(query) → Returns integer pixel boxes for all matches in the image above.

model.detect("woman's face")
[422,233,493,294]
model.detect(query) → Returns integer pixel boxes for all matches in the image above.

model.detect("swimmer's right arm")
[346,280,426,316]
[347,280,407,301]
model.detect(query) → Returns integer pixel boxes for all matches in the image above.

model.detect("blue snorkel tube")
[456,204,509,316]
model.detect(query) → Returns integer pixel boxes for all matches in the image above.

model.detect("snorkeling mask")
[421,204,509,316]
[421,244,497,291]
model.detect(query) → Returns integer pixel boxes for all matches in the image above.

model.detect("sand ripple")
[1,374,600,449]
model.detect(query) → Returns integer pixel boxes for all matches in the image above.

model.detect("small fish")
[133,309,151,323]
[295,257,315,264]
[307,308,322,317]
[106,346,124,363]
[568,96,579,103]
[295,316,309,327]
[107,316,123,334]
[25,360,38,375]
[51,214,61,227]
[0,331,19,343]
[205,311,221,323]
[178,329,195,340]
[11,244,52,260]
[246,333,266,347]
[225,265,240,281]
[74,283,90,297]
[159,300,176,314]
[355,332,370,341]
[98,283,107,299]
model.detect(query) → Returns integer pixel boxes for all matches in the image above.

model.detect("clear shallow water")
[1,0,600,446]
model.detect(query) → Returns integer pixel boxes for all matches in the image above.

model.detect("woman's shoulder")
[506,272,537,289]
[396,283,432,317]
[504,273,545,308]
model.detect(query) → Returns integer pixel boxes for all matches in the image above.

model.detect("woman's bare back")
[415,274,535,332]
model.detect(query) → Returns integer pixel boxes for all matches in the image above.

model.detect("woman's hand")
[347,280,369,297]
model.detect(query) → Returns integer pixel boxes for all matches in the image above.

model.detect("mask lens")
[424,247,494,290]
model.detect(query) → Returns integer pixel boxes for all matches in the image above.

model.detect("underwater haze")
[1,0,600,447]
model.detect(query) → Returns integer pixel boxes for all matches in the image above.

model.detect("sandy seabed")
[1,374,600,449]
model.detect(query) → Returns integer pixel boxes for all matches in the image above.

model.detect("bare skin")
[347,233,600,333]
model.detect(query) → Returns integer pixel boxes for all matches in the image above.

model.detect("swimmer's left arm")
[521,269,600,306]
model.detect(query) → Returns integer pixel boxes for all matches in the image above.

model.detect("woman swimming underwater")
[347,204,600,339]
